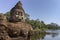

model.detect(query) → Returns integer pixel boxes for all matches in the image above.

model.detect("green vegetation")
[4,12,60,31]
[25,13,60,30]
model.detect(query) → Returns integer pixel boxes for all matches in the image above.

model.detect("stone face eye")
[16,15,19,17]
[15,15,19,18]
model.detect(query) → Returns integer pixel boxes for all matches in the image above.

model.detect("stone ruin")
[10,1,25,22]
[0,1,33,40]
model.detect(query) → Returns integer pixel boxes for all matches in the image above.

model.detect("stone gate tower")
[10,1,25,22]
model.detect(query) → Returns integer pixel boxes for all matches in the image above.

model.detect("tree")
[25,13,30,19]
[4,11,10,17]
[46,23,60,30]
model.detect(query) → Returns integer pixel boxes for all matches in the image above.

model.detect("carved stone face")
[9,1,25,22]
[11,11,24,22]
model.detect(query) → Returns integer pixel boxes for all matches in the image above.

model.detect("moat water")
[31,30,60,40]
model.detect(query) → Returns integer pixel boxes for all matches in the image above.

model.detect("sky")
[0,0,60,25]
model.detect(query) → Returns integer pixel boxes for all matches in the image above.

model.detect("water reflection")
[31,31,46,40]
[31,30,60,40]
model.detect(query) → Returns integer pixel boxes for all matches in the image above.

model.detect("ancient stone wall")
[0,1,33,40]
[0,14,33,40]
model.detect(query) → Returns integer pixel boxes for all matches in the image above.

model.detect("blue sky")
[0,0,60,25]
